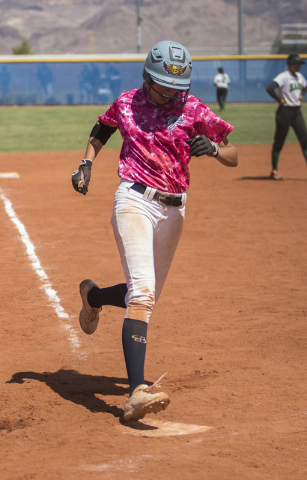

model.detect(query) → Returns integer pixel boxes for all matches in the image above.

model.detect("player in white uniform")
[72,41,238,421]
[213,67,231,112]
[266,54,307,180]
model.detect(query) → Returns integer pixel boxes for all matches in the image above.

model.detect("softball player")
[266,54,307,180]
[213,67,230,112]
[72,41,238,421]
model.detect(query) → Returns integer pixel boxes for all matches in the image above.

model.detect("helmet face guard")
[142,82,189,110]
[143,40,192,109]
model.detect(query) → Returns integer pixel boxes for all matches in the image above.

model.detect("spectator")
[105,63,121,101]
[79,63,93,104]
[90,63,100,104]
[0,65,11,104]
[36,63,53,104]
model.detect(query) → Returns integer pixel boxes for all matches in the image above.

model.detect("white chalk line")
[0,188,81,352]
[0,172,20,179]
[79,455,154,473]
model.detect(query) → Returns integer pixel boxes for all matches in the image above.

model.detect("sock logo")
[132,335,146,344]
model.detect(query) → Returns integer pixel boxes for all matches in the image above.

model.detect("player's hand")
[72,159,92,195]
[186,135,220,157]
[280,98,286,106]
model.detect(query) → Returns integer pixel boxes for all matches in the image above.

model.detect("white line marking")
[120,419,212,437]
[0,172,20,179]
[0,188,81,351]
[79,455,154,472]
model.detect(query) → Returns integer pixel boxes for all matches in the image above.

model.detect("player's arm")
[84,121,117,161]
[216,137,238,167]
[186,135,238,167]
[72,121,117,195]
[266,81,284,104]
[299,85,307,102]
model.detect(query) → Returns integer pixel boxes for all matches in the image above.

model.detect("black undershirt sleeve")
[266,81,281,103]
[90,121,117,145]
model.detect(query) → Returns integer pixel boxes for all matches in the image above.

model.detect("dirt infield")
[0,144,306,480]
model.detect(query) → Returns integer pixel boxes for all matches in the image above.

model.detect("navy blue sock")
[122,318,148,396]
[87,283,127,309]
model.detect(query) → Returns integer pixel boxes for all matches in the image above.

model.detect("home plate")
[120,419,212,437]
[0,172,19,179]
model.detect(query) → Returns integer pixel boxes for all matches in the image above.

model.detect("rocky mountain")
[0,0,307,55]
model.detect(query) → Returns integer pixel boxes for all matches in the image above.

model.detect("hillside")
[0,0,307,55]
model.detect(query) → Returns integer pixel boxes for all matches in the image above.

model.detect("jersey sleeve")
[273,72,285,87]
[194,103,234,144]
[98,100,119,127]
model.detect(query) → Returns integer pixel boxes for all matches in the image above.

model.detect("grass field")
[0,103,305,153]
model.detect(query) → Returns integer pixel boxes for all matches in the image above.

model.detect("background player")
[266,54,307,180]
[72,40,238,422]
[213,67,231,112]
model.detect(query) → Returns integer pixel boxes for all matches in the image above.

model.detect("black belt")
[131,183,183,207]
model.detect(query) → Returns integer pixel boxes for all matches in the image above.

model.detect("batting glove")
[72,159,92,195]
[186,135,220,158]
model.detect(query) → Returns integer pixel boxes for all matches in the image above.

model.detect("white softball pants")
[111,180,187,323]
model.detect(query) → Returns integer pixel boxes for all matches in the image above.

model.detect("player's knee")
[273,144,283,153]
[125,293,156,323]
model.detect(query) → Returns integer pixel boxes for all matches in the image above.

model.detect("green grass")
[0,106,121,153]
[0,103,305,153]
[210,103,306,145]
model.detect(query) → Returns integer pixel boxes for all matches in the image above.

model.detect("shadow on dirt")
[7,369,130,418]
[237,176,307,181]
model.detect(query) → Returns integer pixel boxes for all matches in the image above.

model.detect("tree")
[12,39,34,55]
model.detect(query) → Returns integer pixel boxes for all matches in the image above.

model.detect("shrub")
[12,39,34,55]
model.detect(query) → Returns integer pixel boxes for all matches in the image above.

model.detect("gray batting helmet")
[143,40,192,90]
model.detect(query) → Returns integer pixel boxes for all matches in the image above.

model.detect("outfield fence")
[0,54,306,106]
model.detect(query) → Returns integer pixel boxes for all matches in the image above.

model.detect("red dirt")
[0,144,306,480]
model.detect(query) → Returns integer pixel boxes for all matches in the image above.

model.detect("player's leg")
[217,88,223,111]
[222,88,228,110]
[87,283,127,308]
[125,198,186,420]
[290,108,307,163]
[271,106,292,178]
[112,208,154,397]
[219,88,227,111]
[111,181,171,420]
[111,184,156,390]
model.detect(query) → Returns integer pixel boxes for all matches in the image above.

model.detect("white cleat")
[270,170,284,180]
[79,279,101,335]
[123,373,170,421]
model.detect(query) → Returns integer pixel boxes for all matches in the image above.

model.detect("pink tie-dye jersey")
[99,88,234,193]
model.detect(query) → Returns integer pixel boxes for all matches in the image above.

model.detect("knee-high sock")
[88,283,127,308]
[122,318,148,396]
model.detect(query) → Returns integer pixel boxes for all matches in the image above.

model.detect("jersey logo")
[163,60,187,76]
[132,335,147,344]
[290,82,302,92]
[167,115,185,132]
